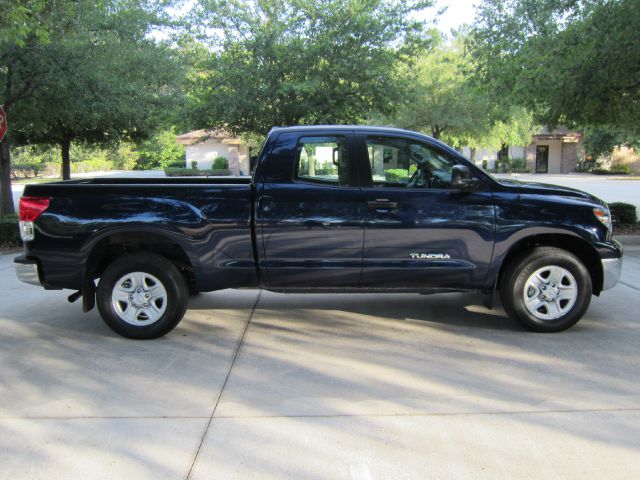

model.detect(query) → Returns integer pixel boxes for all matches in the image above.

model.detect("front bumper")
[14,256,42,287]
[602,257,623,291]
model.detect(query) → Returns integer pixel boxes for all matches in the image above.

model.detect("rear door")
[358,133,495,289]
[257,130,365,287]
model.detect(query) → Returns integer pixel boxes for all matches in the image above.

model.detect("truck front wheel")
[500,247,592,332]
[97,253,188,339]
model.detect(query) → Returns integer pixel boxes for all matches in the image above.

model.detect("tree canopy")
[7,1,184,179]
[375,31,535,155]
[190,0,436,136]
[0,0,184,215]
[470,0,639,130]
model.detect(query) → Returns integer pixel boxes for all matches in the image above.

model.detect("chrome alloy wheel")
[523,265,578,321]
[111,272,168,326]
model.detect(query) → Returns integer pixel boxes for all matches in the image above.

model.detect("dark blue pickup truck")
[14,126,622,338]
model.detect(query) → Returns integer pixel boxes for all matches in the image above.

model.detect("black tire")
[500,247,592,332]
[97,252,188,339]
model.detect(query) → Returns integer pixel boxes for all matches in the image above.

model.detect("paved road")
[494,173,640,212]
[1,249,639,479]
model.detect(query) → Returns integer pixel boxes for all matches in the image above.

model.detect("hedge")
[165,159,186,168]
[164,168,231,177]
[10,163,44,179]
[384,169,410,182]
[608,202,637,224]
[0,217,21,248]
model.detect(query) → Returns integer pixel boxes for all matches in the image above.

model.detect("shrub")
[591,165,629,175]
[164,168,231,177]
[384,168,409,182]
[208,169,231,176]
[165,159,185,168]
[608,202,637,225]
[71,158,113,173]
[10,163,44,178]
[0,216,21,248]
[212,156,229,170]
[508,158,529,173]
[610,165,630,174]
[315,166,337,175]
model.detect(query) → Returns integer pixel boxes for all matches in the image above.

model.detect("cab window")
[366,136,458,189]
[294,136,352,186]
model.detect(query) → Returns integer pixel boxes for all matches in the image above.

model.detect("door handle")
[367,199,398,210]
[259,196,273,213]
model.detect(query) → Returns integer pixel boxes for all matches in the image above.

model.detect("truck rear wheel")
[500,247,592,332]
[97,253,188,339]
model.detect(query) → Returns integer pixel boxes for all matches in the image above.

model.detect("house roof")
[175,128,243,145]
[531,127,582,143]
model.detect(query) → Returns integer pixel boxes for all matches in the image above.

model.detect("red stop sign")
[0,106,7,142]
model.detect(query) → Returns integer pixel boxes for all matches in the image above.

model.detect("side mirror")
[452,165,479,192]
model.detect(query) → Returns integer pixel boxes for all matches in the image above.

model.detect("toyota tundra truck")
[14,126,623,338]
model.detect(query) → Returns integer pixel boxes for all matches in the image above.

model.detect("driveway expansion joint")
[185,289,262,480]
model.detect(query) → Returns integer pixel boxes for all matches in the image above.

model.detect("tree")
[470,0,640,130]
[135,129,185,169]
[377,32,535,163]
[191,0,436,136]
[0,0,52,216]
[388,33,491,142]
[9,1,184,180]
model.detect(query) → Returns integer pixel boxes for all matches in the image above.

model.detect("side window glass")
[294,136,352,186]
[367,136,458,189]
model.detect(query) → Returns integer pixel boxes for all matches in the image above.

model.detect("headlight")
[593,207,611,229]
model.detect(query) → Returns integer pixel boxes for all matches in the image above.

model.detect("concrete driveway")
[1,249,639,479]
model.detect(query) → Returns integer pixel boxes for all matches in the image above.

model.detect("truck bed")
[23,177,258,292]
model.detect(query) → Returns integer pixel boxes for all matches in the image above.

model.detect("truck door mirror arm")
[452,165,480,192]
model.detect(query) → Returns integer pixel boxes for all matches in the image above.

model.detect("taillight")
[19,197,50,241]
[19,197,50,222]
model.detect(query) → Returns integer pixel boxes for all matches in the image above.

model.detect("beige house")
[525,128,583,174]
[463,127,584,174]
[175,129,251,176]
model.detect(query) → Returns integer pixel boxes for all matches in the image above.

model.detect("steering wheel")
[407,167,432,188]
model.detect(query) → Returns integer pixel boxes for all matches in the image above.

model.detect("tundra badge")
[410,253,451,259]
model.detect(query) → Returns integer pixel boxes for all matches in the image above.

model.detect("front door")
[536,145,549,173]
[258,131,365,287]
[358,134,495,289]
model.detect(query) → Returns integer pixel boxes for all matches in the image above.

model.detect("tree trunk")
[0,138,16,217]
[497,143,509,172]
[61,137,72,180]
[499,143,509,162]
[469,147,477,163]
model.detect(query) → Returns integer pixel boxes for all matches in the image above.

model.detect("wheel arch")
[496,233,603,295]
[83,230,196,302]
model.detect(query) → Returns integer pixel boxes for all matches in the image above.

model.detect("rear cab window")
[293,136,354,186]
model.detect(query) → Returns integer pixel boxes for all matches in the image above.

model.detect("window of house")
[294,136,352,186]
[367,136,457,189]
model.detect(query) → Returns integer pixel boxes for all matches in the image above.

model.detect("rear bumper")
[14,256,42,287]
